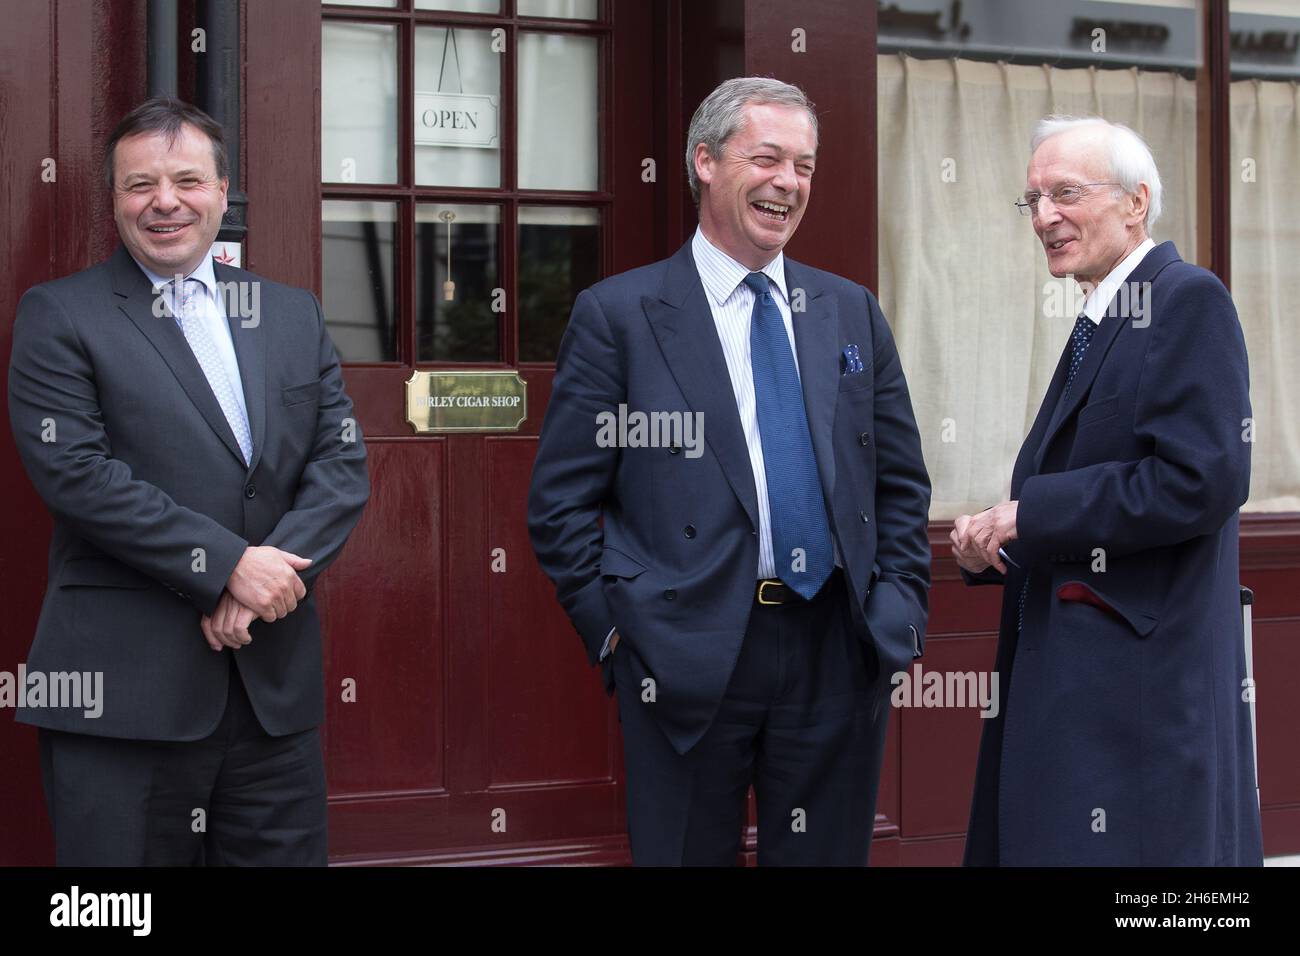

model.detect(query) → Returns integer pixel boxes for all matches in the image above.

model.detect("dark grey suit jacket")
[8,245,369,740]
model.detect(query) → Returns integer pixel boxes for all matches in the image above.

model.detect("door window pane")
[415,0,500,11]
[417,203,502,362]
[323,200,399,362]
[518,33,598,190]
[518,0,598,19]
[415,27,502,188]
[519,206,599,361]
[323,22,398,184]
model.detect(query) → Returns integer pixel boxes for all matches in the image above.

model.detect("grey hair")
[1030,115,1163,230]
[685,77,818,205]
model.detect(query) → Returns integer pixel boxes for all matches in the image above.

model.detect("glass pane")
[414,27,502,188]
[518,0,598,19]
[518,33,598,190]
[325,0,397,7]
[875,0,1203,519]
[416,203,501,362]
[415,0,500,12]
[519,206,600,362]
[322,22,398,184]
[322,200,398,362]
[1230,0,1300,511]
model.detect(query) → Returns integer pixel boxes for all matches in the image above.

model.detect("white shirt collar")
[132,252,219,300]
[1081,237,1155,325]
[691,226,788,306]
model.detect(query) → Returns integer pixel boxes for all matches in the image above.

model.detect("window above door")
[320,0,607,366]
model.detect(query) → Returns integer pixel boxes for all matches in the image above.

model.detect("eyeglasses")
[1015,182,1121,217]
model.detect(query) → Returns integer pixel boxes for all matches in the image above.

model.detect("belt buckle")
[757,580,783,605]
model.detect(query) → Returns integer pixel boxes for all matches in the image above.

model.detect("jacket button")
[244,485,256,499]
[859,432,870,445]
[663,589,677,601]
[684,525,696,538]
[668,445,680,455]
[860,511,870,523]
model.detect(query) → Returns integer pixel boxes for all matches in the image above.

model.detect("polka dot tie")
[1062,311,1096,399]
[1019,312,1095,633]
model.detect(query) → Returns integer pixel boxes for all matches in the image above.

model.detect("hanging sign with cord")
[414,27,500,149]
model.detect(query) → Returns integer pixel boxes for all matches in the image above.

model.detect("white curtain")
[877,53,1297,517]
[1231,77,1300,512]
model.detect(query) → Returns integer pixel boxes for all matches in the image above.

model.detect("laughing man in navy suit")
[528,77,931,865]
[952,116,1262,866]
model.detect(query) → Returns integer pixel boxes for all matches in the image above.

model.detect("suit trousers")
[613,568,891,865]
[37,653,327,866]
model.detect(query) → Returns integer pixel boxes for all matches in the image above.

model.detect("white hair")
[1030,115,1163,230]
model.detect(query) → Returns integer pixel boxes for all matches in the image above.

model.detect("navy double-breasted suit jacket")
[527,240,932,755]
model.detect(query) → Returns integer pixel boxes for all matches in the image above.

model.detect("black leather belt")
[756,579,798,605]
[755,569,840,606]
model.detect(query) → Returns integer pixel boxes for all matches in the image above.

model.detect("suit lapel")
[643,243,760,531]
[1012,341,1071,496]
[784,258,838,504]
[1030,313,1125,473]
[215,261,268,472]
[1029,241,1180,475]
[109,246,249,469]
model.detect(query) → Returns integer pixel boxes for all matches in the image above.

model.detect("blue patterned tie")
[745,272,833,599]
[1019,312,1095,632]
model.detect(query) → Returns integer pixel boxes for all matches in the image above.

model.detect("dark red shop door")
[295,0,658,864]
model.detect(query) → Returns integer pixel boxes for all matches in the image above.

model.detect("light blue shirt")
[133,253,251,429]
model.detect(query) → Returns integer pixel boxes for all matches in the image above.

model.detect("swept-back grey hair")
[684,76,818,205]
[1030,115,1163,230]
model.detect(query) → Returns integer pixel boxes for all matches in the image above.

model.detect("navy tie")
[1019,312,1095,632]
[745,271,834,599]
[1062,312,1096,399]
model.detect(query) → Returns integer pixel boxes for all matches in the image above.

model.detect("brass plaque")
[405,370,528,434]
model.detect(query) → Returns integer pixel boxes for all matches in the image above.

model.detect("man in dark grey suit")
[7,98,369,865]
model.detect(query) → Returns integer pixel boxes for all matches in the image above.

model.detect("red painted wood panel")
[744,0,876,289]
[245,0,322,292]
[0,0,146,866]
[0,0,58,869]
[319,440,446,796]
[486,437,618,789]
[897,634,996,839]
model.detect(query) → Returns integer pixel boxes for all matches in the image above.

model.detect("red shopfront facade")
[1,0,1296,866]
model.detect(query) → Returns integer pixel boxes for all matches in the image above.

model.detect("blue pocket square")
[840,344,865,375]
